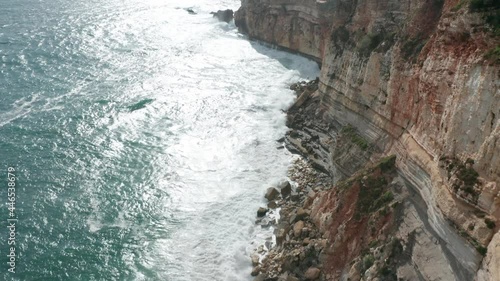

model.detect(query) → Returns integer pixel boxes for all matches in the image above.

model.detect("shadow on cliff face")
[248,41,321,78]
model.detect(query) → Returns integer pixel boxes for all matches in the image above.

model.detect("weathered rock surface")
[265,187,280,201]
[257,207,269,217]
[280,181,292,198]
[238,0,500,279]
[304,267,321,280]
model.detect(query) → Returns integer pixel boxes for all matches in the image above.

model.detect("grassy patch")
[469,0,500,12]
[484,46,500,64]
[369,240,379,248]
[357,33,383,56]
[477,245,488,256]
[401,36,427,61]
[362,254,375,270]
[355,175,394,218]
[452,0,467,11]
[341,124,370,151]
[379,155,396,172]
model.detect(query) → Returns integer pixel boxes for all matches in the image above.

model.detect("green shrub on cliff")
[341,124,370,151]
[401,36,427,61]
[469,0,500,11]
[357,33,383,56]
[356,176,392,218]
[379,155,396,172]
[362,254,375,270]
[485,218,496,229]
[484,46,500,63]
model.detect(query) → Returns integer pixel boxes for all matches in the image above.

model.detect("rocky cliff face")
[236,0,499,280]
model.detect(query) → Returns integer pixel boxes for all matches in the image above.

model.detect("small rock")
[304,267,321,280]
[293,221,305,237]
[186,8,196,14]
[290,193,301,202]
[265,241,272,250]
[265,187,280,201]
[268,201,278,209]
[276,228,286,246]
[253,274,266,281]
[251,266,261,276]
[257,207,268,217]
[296,207,308,220]
[280,181,292,198]
[307,190,316,199]
[251,254,259,266]
[302,227,309,237]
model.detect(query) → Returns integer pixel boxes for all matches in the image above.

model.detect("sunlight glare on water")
[0,0,319,280]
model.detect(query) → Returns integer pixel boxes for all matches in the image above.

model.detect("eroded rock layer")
[236,0,500,279]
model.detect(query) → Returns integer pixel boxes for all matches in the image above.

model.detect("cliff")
[236,0,500,280]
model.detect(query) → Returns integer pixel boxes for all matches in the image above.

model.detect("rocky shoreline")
[251,157,331,281]
[249,78,491,280]
[233,0,500,278]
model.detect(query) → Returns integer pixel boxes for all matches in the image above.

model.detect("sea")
[0,0,319,280]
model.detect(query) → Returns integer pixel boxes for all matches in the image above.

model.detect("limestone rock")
[304,267,321,280]
[251,254,260,267]
[296,207,308,220]
[293,221,304,237]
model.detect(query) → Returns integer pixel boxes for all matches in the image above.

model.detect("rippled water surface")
[0,0,319,280]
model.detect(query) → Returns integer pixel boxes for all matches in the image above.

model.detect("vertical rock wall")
[236,0,499,279]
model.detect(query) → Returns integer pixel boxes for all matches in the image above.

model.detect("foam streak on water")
[0,0,319,280]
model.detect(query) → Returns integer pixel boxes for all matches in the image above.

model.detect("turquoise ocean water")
[0,0,319,280]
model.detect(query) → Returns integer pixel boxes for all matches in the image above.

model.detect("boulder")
[267,201,278,209]
[251,254,260,266]
[251,266,261,276]
[257,207,268,217]
[276,228,286,246]
[304,267,321,280]
[211,9,234,23]
[265,187,280,201]
[296,207,308,220]
[278,273,300,281]
[253,274,266,281]
[279,181,292,198]
[293,221,305,237]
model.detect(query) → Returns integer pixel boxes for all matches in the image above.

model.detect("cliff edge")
[236,0,500,280]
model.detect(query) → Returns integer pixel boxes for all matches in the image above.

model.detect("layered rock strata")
[237,0,500,279]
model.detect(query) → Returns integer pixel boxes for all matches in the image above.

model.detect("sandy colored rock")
[304,267,321,280]
[293,220,304,237]
[477,231,500,281]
